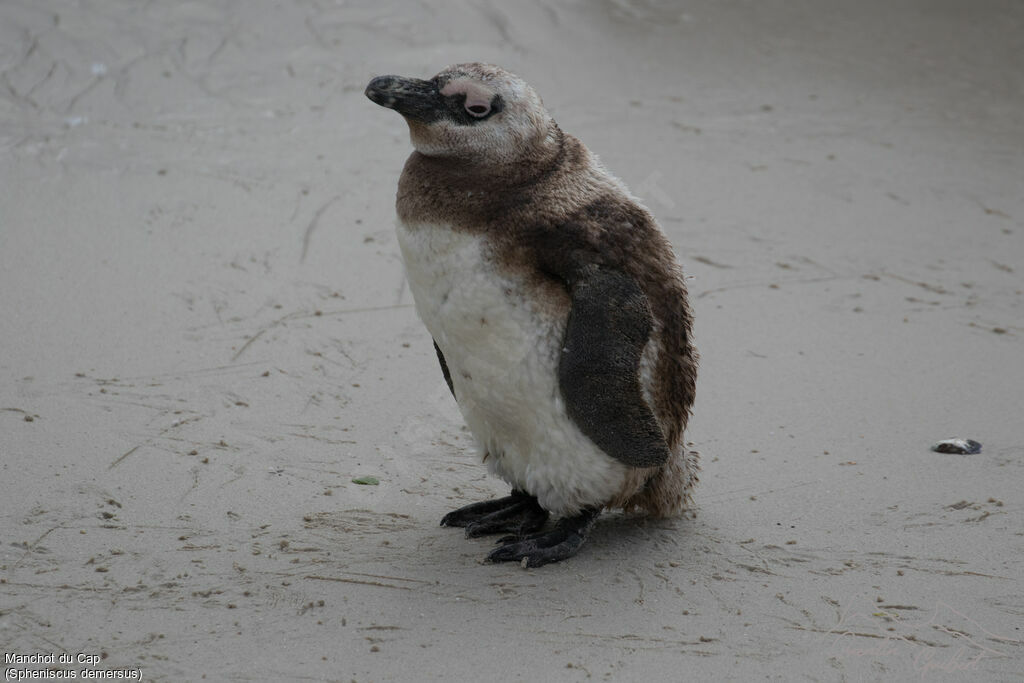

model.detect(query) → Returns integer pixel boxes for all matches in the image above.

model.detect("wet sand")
[1,0,1022,680]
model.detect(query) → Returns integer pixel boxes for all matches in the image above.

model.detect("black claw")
[487,508,600,567]
[440,494,521,527]
[440,491,549,537]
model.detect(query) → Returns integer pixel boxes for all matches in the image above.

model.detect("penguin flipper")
[433,340,455,399]
[558,267,671,468]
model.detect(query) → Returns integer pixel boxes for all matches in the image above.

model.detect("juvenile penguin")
[365,63,698,567]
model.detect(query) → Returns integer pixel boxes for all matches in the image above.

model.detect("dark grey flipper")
[434,340,455,399]
[440,490,549,538]
[558,266,671,468]
[487,507,600,568]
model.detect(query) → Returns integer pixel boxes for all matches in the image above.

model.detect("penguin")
[365,63,698,567]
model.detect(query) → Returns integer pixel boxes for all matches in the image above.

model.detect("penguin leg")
[487,508,600,568]
[440,490,549,538]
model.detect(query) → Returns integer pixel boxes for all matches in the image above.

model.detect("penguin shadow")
[585,511,720,573]
[586,511,699,560]
[576,509,827,583]
[416,506,705,575]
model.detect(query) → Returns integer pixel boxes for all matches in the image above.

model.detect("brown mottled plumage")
[367,63,697,564]
[393,66,698,515]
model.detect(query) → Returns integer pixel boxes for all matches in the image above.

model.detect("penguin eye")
[466,103,490,117]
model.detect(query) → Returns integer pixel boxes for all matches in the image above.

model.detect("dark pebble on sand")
[931,438,982,455]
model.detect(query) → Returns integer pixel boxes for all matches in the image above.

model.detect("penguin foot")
[487,508,600,568]
[440,490,549,538]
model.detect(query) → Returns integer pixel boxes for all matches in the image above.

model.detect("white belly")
[396,221,630,515]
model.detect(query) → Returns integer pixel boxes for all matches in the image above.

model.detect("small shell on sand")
[931,439,982,455]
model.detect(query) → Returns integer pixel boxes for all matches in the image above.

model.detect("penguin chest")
[396,221,562,431]
[396,221,630,515]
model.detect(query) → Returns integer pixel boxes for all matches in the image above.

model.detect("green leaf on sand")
[352,476,379,486]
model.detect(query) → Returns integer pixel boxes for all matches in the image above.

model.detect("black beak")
[365,75,442,123]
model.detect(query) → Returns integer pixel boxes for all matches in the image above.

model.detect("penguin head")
[365,63,556,165]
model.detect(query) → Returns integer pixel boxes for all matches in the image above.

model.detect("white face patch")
[440,78,494,117]
[403,64,557,164]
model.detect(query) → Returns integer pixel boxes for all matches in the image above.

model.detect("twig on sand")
[300,195,341,263]
[304,574,413,590]
[232,311,304,362]
[108,444,141,470]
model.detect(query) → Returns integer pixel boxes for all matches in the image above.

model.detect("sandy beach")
[2,0,1022,680]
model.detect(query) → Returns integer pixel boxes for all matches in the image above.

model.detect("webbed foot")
[440,490,549,538]
[487,508,599,568]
